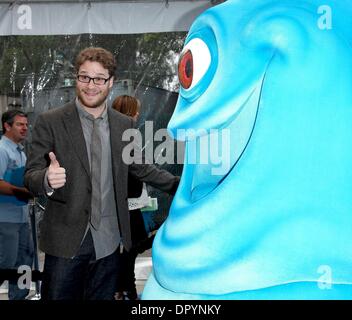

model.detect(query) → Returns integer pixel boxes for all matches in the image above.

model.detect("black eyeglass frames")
[77,74,111,85]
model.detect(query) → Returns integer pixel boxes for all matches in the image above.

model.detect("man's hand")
[0,180,33,203]
[47,152,66,189]
[13,187,34,203]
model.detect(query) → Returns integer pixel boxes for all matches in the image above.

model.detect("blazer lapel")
[108,108,124,178]
[62,103,91,178]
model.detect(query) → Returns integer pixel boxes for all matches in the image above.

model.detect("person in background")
[112,95,140,122]
[0,110,34,300]
[24,47,179,300]
[112,95,155,300]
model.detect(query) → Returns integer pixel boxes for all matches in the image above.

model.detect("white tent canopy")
[0,0,219,35]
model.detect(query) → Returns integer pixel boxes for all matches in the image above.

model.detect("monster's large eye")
[178,50,193,89]
[178,38,211,90]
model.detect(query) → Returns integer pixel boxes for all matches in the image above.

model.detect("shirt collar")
[1,135,23,152]
[75,97,108,121]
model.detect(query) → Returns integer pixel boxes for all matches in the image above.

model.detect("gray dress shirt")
[75,99,120,260]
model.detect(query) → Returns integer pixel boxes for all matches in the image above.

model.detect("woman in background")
[113,94,140,122]
[112,95,153,300]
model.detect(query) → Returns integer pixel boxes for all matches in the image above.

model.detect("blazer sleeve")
[24,113,53,196]
[129,162,180,195]
[126,118,179,194]
[123,115,179,195]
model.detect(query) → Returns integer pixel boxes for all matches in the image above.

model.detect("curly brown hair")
[75,47,117,77]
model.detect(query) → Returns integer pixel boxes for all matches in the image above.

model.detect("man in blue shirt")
[0,110,33,300]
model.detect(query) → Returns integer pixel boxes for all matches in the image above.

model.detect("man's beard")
[76,87,109,108]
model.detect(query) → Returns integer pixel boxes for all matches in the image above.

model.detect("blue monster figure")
[142,0,352,299]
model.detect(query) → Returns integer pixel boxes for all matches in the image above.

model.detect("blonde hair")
[112,95,140,117]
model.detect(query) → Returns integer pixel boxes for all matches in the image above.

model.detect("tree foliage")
[0,32,186,97]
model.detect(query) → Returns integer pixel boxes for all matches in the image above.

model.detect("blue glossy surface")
[143,0,352,299]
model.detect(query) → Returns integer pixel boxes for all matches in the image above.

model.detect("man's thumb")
[49,152,60,167]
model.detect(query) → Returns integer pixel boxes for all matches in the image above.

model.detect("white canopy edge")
[0,0,215,35]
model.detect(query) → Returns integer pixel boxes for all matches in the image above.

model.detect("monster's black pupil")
[185,59,192,78]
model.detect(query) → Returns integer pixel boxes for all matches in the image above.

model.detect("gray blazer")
[24,102,179,258]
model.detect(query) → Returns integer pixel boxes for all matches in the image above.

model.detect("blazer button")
[84,209,89,216]
[87,188,92,194]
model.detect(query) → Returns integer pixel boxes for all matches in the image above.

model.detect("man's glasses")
[77,75,111,85]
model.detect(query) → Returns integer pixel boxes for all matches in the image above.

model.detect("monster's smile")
[188,82,264,202]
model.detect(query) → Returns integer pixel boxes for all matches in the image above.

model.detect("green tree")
[0,32,186,97]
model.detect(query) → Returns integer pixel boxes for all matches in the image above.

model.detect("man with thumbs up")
[46,152,66,190]
[24,47,179,300]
